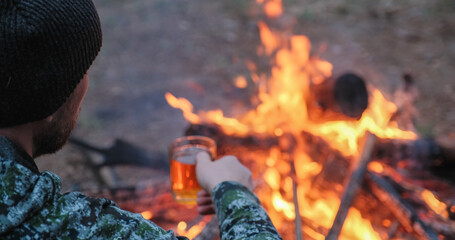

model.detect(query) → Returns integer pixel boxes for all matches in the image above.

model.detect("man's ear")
[44,115,53,123]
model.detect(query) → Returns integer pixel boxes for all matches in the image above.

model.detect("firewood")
[292,177,303,240]
[326,132,376,240]
[366,172,439,240]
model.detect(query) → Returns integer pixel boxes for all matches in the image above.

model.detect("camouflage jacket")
[0,137,282,239]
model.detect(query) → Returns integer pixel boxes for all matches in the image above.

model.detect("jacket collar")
[0,136,39,174]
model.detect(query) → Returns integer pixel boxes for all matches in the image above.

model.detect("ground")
[36,0,454,223]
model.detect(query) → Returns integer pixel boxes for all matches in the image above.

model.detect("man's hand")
[195,152,253,195]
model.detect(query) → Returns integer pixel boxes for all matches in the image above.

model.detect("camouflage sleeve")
[212,181,282,240]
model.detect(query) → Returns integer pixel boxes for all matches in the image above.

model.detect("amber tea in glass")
[169,136,216,204]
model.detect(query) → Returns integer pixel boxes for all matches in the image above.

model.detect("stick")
[292,171,303,240]
[325,132,376,240]
[279,133,303,240]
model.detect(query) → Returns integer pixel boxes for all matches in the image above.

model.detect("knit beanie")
[0,0,102,127]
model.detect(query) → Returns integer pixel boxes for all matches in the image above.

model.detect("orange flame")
[233,75,248,89]
[368,161,384,174]
[420,190,449,219]
[264,0,282,18]
[165,4,418,239]
[165,93,200,124]
[165,31,416,156]
[258,21,279,55]
[176,219,209,239]
[141,210,153,220]
[260,147,381,239]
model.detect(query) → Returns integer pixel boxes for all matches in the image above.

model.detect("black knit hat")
[0,0,102,127]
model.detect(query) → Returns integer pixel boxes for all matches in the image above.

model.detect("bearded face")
[32,75,88,157]
[32,108,78,157]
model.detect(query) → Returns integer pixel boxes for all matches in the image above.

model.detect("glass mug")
[168,136,216,204]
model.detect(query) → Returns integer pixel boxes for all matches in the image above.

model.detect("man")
[0,0,282,239]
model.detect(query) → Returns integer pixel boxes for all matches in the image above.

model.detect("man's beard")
[33,117,76,158]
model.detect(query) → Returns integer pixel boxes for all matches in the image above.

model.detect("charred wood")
[367,161,455,238]
[372,136,455,184]
[365,172,439,240]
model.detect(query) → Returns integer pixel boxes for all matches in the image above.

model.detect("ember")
[163,0,455,239]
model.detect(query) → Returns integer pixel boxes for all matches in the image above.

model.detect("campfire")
[159,0,455,239]
[78,1,455,239]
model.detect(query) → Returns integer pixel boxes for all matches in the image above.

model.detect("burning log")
[308,72,369,122]
[365,172,439,240]
[326,132,376,240]
[367,159,455,238]
[371,136,455,184]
